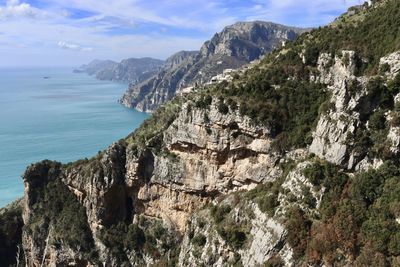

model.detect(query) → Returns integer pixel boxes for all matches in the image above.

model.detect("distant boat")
[43,76,51,79]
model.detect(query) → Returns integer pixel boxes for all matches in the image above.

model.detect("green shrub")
[302,161,400,264]
[0,203,23,267]
[380,63,391,74]
[299,0,400,74]
[285,207,312,259]
[258,194,280,216]
[388,73,400,95]
[210,205,231,224]
[192,234,207,247]
[369,110,386,130]
[303,188,317,209]
[246,181,282,216]
[342,53,350,67]
[366,78,393,110]
[347,79,362,97]
[195,95,213,109]
[217,98,229,114]
[304,164,325,187]
[126,224,146,250]
[27,177,97,260]
[99,217,176,264]
[304,45,320,66]
[217,227,247,249]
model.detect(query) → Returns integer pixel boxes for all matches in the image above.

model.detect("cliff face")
[21,98,286,265]
[120,21,306,112]
[19,43,400,264]
[5,1,400,266]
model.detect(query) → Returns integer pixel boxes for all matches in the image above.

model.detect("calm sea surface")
[0,68,148,207]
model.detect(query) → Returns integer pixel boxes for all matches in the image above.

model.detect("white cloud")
[0,0,47,19]
[57,41,93,52]
[0,0,365,67]
[245,0,363,27]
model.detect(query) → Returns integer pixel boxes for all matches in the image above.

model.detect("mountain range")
[77,21,307,112]
[74,57,165,84]
[120,21,307,112]
[3,1,400,266]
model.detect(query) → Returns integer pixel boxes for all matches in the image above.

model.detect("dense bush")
[369,110,386,130]
[217,226,247,249]
[210,205,231,224]
[297,0,400,74]
[27,179,97,260]
[304,45,320,66]
[365,78,393,110]
[217,98,229,114]
[192,234,207,247]
[347,79,362,97]
[99,217,177,264]
[299,160,400,265]
[246,182,281,216]
[388,73,400,95]
[208,203,248,250]
[0,203,23,267]
[285,207,312,259]
[195,95,213,109]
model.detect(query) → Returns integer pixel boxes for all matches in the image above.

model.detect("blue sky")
[0,0,364,67]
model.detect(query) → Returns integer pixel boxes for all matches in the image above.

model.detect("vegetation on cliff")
[0,201,24,267]
[4,0,400,266]
[303,160,400,265]
[99,216,179,266]
[197,42,329,152]
[24,161,98,262]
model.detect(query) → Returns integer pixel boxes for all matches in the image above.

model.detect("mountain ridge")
[119,21,308,112]
[3,1,400,266]
[74,57,165,84]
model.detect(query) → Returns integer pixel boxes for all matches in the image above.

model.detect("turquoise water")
[0,68,148,207]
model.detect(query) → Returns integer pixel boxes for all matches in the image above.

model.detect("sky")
[0,0,365,67]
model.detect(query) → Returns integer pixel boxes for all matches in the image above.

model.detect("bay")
[0,67,148,207]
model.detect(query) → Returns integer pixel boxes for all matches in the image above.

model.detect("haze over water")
[0,68,148,207]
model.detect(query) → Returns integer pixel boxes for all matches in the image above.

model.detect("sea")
[0,67,148,207]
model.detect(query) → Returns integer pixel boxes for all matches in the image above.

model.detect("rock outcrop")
[20,99,287,265]
[310,51,367,169]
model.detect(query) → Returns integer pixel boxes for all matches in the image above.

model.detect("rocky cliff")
[4,1,400,266]
[120,21,307,112]
[74,59,117,75]
[75,58,165,84]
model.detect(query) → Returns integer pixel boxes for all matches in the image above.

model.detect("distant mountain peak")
[120,20,307,112]
[75,57,164,84]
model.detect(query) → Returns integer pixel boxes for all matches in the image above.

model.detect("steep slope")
[4,1,400,266]
[75,58,165,84]
[120,21,307,112]
[74,59,117,76]
[96,58,165,84]
[0,200,23,266]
